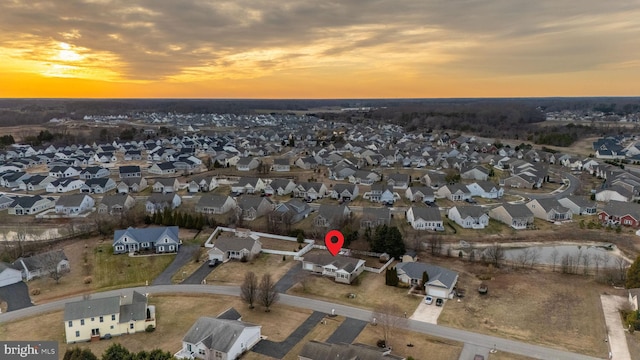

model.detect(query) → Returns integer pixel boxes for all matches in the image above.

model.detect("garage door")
[303,262,314,270]
[0,268,23,287]
[427,287,447,299]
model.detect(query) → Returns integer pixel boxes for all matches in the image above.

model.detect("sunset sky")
[1,0,639,98]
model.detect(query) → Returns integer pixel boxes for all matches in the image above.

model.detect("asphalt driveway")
[252,311,325,358]
[326,317,367,344]
[0,282,32,311]
[181,261,219,284]
[274,262,302,293]
[152,245,200,285]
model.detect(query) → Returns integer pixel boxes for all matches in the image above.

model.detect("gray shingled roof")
[64,296,120,321]
[197,195,233,208]
[303,253,362,273]
[395,262,458,289]
[453,205,487,218]
[101,194,130,207]
[534,198,570,213]
[213,236,258,252]
[14,249,67,272]
[182,317,259,352]
[56,194,90,207]
[409,206,442,221]
[495,203,534,218]
[601,200,640,218]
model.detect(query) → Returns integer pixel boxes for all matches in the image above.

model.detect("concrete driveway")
[601,294,631,360]
[410,298,445,324]
[152,245,200,285]
[0,282,32,311]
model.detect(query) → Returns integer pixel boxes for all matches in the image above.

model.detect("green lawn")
[93,245,175,288]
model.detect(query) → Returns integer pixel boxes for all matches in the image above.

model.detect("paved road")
[0,282,32,311]
[252,311,325,358]
[506,172,580,201]
[181,261,218,284]
[326,317,367,344]
[0,285,605,360]
[152,245,200,285]
[274,262,302,293]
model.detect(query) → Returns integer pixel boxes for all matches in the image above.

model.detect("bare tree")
[549,248,560,272]
[484,245,505,268]
[372,302,407,348]
[38,250,69,284]
[582,253,592,275]
[427,235,443,256]
[593,253,603,276]
[240,271,259,309]
[258,273,279,312]
[528,248,541,268]
[615,257,629,284]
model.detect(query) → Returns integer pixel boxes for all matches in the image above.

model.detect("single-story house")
[558,195,597,216]
[55,193,95,215]
[146,193,182,214]
[13,249,70,281]
[195,195,236,215]
[98,194,136,215]
[488,203,534,230]
[112,226,180,254]
[598,200,640,227]
[8,195,56,215]
[395,262,458,298]
[526,198,573,222]
[117,177,148,194]
[207,236,262,263]
[0,262,24,287]
[301,253,365,284]
[447,205,489,229]
[406,207,444,231]
[298,341,405,360]
[152,178,180,193]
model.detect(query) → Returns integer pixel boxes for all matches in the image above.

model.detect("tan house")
[301,253,365,284]
[207,235,262,263]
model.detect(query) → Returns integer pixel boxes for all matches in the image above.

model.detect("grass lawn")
[355,324,462,359]
[93,244,175,289]
[438,270,610,357]
[206,253,297,285]
[259,236,302,252]
[288,270,422,315]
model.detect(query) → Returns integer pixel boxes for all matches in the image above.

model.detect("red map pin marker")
[324,230,344,256]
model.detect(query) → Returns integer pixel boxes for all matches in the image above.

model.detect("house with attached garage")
[488,203,534,230]
[8,195,55,215]
[466,181,504,199]
[435,183,472,201]
[395,262,458,299]
[0,262,23,287]
[271,199,312,224]
[364,184,400,204]
[447,205,489,229]
[112,226,180,254]
[236,196,274,221]
[231,177,266,194]
[64,290,155,343]
[13,249,69,281]
[405,186,435,203]
[330,183,359,201]
[271,157,291,172]
[526,198,573,222]
[558,195,597,216]
[195,195,236,215]
[460,164,490,181]
[301,253,365,284]
[146,193,181,214]
[175,308,261,360]
[387,173,410,189]
[49,165,82,178]
[98,194,135,215]
[148,161,177,175]
[207,235,262,263]
[79,166,110,180]
[264,178,296,196]
[152,178,180,193]
[188,176,218,193]
[18,174,55,191]
[55,193,95,215]
[294,182,328,200]
[236,157,261,171]
[119,165,141,179]
[80,178,116,194]
[117,177,148,194]
[46,177,85,193]
[406,206,444,231]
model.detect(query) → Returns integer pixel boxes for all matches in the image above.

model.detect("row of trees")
[143,208,211,231]
[240,272,279,312]
[64,343,174,360]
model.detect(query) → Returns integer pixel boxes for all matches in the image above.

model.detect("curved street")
[0,284,603,360]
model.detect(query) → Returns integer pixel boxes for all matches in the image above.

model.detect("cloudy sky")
[1,0,639,98]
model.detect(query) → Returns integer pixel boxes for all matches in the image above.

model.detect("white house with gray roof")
[196,195,236,215]
[55,193,95,215]
[447,205,489,229]
[395,262,458,298]
[488,203,534,230]
[13,249,69,281]
[526,198,573,222]
[558,195,597,216]
[406,207,444,231]
[64,290,155,343]
[8,195,55,215]
[207,236,262,263]
[302,253,365,284]
[176,309,261,360]
[112,226,180,254]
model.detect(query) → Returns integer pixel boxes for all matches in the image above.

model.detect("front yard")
[205,253,297,285]
[93,244,175,289]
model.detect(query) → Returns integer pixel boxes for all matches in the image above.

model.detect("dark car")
[464,198,477,204]
[436,298,443,306]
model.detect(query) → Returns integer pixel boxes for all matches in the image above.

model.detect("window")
[68,321,73,327]
[75,331,80,337]
[111,314,116,321]
[187,344,192,352]
[130,323,134,329]
[99,316,103,323]
[80,319,84,326]
[91,317,95,322]
[199,349,205,355]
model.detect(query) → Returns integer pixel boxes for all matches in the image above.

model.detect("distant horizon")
[1,96,640,101]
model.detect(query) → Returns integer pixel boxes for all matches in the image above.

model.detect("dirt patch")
[258,236,301,252]
[206,253,297,285]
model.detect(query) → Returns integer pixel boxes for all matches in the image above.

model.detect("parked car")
[435,298,443,306]
[425,295,433,305]
[464,198,477,204]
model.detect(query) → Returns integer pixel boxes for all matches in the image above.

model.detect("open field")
[0,294,312,359]
[438,268,613,357]
[354,323,463,359]
[288,268,422,315]
[206,253,297,285]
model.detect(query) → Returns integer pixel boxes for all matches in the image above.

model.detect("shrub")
[83,276,93,284]
[31,288,41,296]
[376,339,386,348]
[240,255,248,263]
[145,325,155,333]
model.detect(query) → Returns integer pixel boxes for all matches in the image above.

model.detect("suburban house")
[117,177,148,194]
[298,341,405,360]
[79,166,110,180]
[360,207,391,229]
[558,195,597,216]
[271,158,291,172]
[55,193,95,215]
[330,183,359,201]
[488,203,534,230]
[406,207,444,231]
[420,171,447,188]
[152,178,180,193]
[301,253,365,284]
[9,195,56,215]
[595,185,633,203]
[460,165,490,181]
[207,235,262,262]
[13,249,70,281]
[598,200,640,227]
[271,199,312,224]
[49,165,82,178]
[0,262,23,287]
[526,198,573,222]
[112,226,180,254]
[175,308,261,360]
[395,262,458,298]
[466,181,504,199]
[148,162,177,175]
[119,165,142,179]
[364,184,400,204]
[405,186,435,203]
[236,157,261,171]
[195,195,236,215]
[188,176,218,193]
[294,182,328,200]
[236,196,274,221]
[435,183,472,201]
[146,193,182,214]
[264,178,296,196]
[64,290,155,343]
[231,177,266,194]
[46,178,85,193]
[80,178,116,194]
[19,174,55,191]
[314,204,352,228]
[98,194,136,215]
[447,205,489,229]
[387,173,410,189]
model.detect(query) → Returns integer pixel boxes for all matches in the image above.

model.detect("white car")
[425,295,433,305]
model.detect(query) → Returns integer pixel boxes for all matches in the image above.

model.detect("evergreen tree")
[421,271,429,290]
[626,255,640,289]
[102,343,130,360]
[63,348,98,360]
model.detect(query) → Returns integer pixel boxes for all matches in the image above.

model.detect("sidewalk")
[600,294,631,360]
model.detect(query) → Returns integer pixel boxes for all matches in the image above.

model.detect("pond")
[0,227,69,242]
[499,244,623,268]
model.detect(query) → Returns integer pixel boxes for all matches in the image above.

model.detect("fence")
[363,257,395,274]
